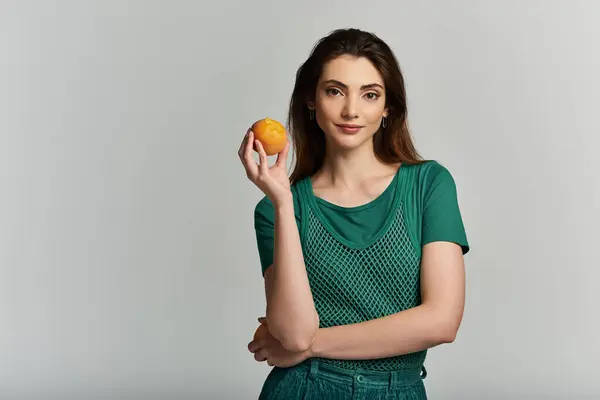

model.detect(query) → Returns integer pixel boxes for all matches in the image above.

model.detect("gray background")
[1,1,599,399]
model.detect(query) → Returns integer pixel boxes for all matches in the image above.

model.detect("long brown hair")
[287,28,426,185]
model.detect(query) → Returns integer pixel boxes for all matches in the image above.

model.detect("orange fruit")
[251,117,287,156]
[253,323,269,341]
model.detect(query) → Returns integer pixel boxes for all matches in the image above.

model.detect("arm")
[264,197,319,352]
[241,129,319,353]
[308,241,465,360]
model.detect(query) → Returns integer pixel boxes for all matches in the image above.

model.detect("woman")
[239,28,470,399]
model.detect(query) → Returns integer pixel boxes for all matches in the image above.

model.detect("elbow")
[281,330,317,353]
[280,317,319,353]
[281,334,316,353]
[432,315,461,344]
[439,327,458,344]
[426,304,462,344]
[436,322,460,344]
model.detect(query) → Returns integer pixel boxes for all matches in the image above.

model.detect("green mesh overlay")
[303,200,426,372]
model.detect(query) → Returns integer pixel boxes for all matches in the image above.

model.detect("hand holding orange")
[238,118,292,206]
[251,117,288,156]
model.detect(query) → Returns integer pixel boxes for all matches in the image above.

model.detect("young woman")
[239,28,470,399]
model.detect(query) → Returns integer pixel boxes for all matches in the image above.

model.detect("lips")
[335,124,364,134]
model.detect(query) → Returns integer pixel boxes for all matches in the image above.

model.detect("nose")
[341,96,358,120]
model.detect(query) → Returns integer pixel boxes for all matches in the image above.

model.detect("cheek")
[364,105,385,124]
[316,97,342,119]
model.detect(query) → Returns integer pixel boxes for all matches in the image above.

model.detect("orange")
[251,117,287,156]
[253,322,269,341]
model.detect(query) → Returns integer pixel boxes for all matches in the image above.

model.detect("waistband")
[294,358,427,390]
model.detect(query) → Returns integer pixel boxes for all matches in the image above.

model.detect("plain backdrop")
[1,1,599,399]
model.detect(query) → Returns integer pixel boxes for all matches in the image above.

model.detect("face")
[309,55,388,152]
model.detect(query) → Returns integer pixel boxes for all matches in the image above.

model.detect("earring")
[309,108,315,120]
[382,116,387,128]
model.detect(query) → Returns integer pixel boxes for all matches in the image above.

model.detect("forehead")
[319,55,384,86]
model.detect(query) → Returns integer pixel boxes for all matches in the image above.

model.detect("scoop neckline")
[313,170,399,213]
[302,165,403,249]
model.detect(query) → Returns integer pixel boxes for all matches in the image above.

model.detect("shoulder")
[400,160,461,209]
[405,159,453,180]
[408,160,469,254]
[403,160,456,189]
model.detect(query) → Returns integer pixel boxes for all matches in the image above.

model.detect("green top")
[253,160,470,372]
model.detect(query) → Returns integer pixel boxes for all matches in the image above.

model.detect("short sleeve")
[254,196,276,276]
[253,190,303,276]
[421,163,470,254]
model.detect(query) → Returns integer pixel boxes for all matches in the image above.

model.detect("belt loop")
[388,370,399,391]
[308,358,319,380]
[420,365,427,379]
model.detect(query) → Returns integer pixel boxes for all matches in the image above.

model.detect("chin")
[326,132,372,151]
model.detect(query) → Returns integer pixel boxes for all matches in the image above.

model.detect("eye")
[365,92,380,100]
[325,88,342,96]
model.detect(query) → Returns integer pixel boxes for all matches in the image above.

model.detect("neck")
[317,139,389,189]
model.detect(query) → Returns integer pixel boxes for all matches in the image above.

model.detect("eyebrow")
[322,79,384,90]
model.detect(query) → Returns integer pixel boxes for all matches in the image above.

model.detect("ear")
[382,107,389,118]
[306,92,316,109]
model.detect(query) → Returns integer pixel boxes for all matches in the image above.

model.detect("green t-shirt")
[254,160,469,274]
[252,160,470,372]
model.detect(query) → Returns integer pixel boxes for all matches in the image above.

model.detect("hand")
[248,317,311,368]
[238,129,292,206]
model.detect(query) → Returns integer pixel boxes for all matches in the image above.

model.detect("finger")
[245,130,255,156]
[248,339,264,353]
[267,358,274,367]
[255,349,268,362]
[275,139,290,167]
[255,140,269,174]
[242,131,259,178]
[238,129,250,158]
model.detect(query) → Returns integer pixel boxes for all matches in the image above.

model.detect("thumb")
[258,317,267,325]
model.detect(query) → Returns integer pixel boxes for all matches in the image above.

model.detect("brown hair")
[287,28,426,185]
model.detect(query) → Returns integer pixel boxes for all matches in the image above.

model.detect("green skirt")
[258,359,427,399]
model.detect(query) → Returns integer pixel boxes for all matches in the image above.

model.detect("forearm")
[266,198,319,351]
[309,305,457,360]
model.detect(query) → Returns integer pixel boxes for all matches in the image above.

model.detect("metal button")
[356,375,364,383]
